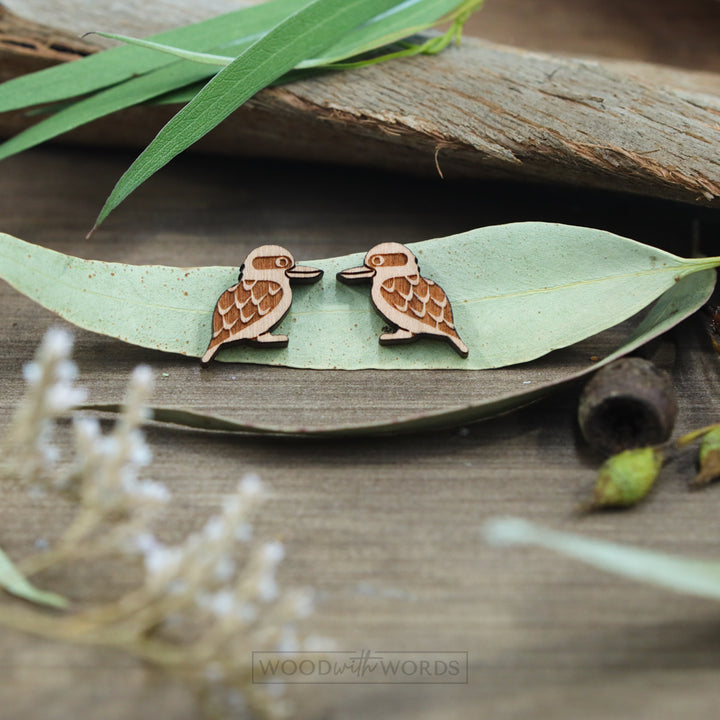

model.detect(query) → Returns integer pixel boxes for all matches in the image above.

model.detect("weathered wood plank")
[2,146,720,720]
[1,2,720,207]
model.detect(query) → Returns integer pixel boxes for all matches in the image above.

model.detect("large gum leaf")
[82,266,716,435]
[0,222,716,372]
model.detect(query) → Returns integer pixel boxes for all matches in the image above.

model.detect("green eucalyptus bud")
[693,426,720,488]
[590,446,664,509]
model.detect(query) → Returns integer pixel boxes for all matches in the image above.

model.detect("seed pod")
[692,426,720,488]
[578,357,677,456]
[589,446,664,510]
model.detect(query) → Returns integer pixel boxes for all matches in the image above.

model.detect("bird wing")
[209,279,284,347]
[380,274,460,337]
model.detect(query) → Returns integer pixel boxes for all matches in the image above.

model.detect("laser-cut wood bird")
[337,242,469,358]
[201,245,322,365]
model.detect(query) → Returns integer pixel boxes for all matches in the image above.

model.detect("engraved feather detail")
[211,279,285,346]
[380,274,458,336]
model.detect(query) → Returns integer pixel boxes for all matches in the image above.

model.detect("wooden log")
[1,1,720,206]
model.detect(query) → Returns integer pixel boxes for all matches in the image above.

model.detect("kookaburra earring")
[202,245,323,365]
[337,242,469,358]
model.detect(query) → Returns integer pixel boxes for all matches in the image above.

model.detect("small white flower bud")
[41,327,73,359]
[137,479,170,503]
[276,625,299,653]
[55,359,78,383]
[131,364,154,391]
[21,361,41,385]
[239,473,263,497]
[262,540,285,565]
[291,588,315,619]
[145,545,183,579]
[203,515,226,542]
[209,589,235,617]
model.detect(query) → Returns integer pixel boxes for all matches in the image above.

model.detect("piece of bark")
[1,3,720,206]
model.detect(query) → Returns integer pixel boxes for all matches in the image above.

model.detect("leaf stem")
[676,423,720,448]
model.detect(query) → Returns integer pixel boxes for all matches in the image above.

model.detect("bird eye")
[370,256,384,266]
[275,257,290,268]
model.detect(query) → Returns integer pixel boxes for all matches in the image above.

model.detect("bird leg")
[253,332,289,346]
[379,328,416,345]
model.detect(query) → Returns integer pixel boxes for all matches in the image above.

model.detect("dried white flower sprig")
[0,328,323,720]
[0,327,86,487]
[19,363,169,576]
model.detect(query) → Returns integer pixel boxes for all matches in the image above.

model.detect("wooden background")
[2,2,720,719]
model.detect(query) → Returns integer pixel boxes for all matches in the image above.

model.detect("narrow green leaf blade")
[97,0,483,73]
[0,545,68,609]
[0,0,307,112]
[301,0,484,67]
[0,62,216,163]
[484,518,720,601]
[94,0,406,226]
[0,1,480,159]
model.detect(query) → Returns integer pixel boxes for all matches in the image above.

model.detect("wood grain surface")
[2,2,720,718]
[2,145,720,720]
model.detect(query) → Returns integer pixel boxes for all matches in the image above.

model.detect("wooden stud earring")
[337,242,469,358]
[201,245,323,365]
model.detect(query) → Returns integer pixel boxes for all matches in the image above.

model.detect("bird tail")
[201,339,221,366]
[447,332,469,359]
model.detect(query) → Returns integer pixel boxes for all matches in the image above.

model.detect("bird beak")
[337,265,376,283]
[285,264,323,283]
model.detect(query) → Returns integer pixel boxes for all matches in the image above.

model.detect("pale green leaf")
[93,0,409,227]
[0,545,68,609]
[80,264,715,435]
[484,518,720,601]
[0,222,716,372]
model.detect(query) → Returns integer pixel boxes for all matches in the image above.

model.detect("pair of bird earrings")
[201,242,469,365]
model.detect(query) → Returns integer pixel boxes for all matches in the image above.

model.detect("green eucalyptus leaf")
[0,545,68,609]
[0,62,217,163]
[1,222,716,369]
[484,518,720,602]
[81,264,716,435]
[94,0,483,72]
[93,0,409,227]
[1,222,714,435]
[0,0,307,112]
[0,1,483,183]
[300,0,484,68]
